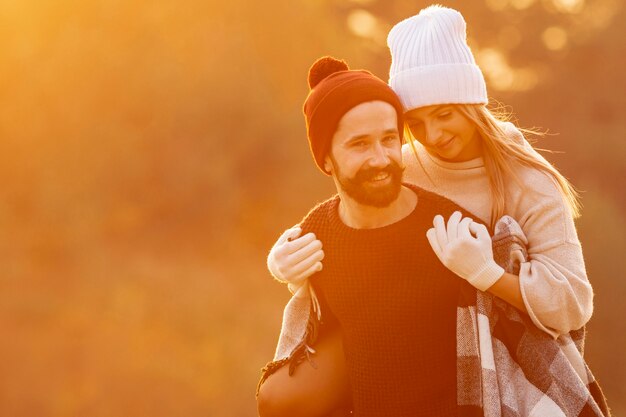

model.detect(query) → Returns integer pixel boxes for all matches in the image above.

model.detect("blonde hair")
[406,104,582,230]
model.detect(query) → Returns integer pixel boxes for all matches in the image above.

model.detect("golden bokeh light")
[347,9,377,38]
[551,0,586,14]
[476,48,515,90]
[510,0,536,10]
[584,0,622,30]
[486,0,509,11]
[542,26,569,50]
[347,9,386,45]
[347,0,377,5]
[476,47,539,91]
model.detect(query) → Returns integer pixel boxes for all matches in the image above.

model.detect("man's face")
[324,100,404,208]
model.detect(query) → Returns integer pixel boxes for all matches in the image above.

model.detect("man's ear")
[324,155,333,174]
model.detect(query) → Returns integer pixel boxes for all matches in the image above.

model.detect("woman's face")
[404,104,482,162]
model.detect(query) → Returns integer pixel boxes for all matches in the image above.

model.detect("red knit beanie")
[303,56,405,175]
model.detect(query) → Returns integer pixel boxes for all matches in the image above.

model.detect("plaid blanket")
[259,216,611,416]
[457,216,610,417]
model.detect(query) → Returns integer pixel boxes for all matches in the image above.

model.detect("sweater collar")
[424,151,485,170]
[329,183,420,233]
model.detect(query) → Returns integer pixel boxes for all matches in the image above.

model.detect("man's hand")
[267,225,324,284]
[426,211,504,291]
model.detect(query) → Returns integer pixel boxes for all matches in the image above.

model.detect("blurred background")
[0,0,624,416]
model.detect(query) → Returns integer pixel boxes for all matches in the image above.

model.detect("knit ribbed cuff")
[468,262,504,292]
[288,281,310,298]
[389,63,487,111]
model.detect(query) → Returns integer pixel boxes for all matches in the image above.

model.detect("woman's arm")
[508,166,593,338]
[267,225,325,285]
[425,213,527,313]
[427,210,592,338]
[486,272,528,314]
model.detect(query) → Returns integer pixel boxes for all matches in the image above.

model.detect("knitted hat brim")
[389,64,487,112]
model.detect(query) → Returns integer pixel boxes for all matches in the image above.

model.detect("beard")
[334,159,404,208]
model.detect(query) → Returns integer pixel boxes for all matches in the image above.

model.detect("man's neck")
[337,185,417,229]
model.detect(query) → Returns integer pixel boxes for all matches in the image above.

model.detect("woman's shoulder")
[510,154,563,201]
[498,121,559,192]
[506,159,575,233]
[499,120,525,145]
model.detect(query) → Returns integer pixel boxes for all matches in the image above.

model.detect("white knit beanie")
[387,5,487,111]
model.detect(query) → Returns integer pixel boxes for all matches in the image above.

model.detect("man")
[256,56,499,416]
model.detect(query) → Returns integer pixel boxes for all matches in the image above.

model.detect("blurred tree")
[0,0,623,416]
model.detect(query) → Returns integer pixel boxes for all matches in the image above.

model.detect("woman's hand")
[267,225,325,285]
[426,211,504,291]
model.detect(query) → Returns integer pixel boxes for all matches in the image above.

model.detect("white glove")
[426,211,504,292]
[267,225,324,287]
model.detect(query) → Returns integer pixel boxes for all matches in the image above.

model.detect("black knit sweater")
[300,184,472,417]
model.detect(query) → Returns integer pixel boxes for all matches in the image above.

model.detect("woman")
[259,5,600,416]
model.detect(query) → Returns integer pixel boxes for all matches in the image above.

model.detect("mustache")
[353,160,405,182]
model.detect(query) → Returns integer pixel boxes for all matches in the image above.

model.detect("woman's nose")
[424,122,442,144]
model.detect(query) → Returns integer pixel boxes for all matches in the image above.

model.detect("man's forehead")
[341,100,398,118]
[347,128,399,141]
[336,101,398,133]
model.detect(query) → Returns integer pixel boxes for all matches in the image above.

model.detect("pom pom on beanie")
[308,56,350,89]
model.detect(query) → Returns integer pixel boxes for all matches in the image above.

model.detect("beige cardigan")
[402,123,593,338]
